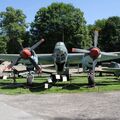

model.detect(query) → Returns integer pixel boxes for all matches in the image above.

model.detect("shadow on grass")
[0,82,24,89]
[28,82,47,92]
[0,82,47,92]
[0,81,86,92]
[54,82,86,90]
[96,80,120,86]
[0,76,120,93]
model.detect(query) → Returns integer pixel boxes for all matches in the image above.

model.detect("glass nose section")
[54,49,67,63]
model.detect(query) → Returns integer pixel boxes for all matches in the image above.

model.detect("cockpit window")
[54,49,67,63]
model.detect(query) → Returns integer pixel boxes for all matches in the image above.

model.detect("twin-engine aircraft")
[0,31,120,85]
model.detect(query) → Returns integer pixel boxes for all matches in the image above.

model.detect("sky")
[0,0,120,25]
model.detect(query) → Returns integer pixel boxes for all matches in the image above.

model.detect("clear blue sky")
[0,0,120,24]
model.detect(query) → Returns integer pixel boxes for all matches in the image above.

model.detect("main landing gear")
[87,70,95,88]
[26,72,34,85]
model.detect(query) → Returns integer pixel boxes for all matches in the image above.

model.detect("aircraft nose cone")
[90,47,100,59]
[21,48,32,59]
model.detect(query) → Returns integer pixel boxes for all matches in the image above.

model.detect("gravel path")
[0,92,120,120]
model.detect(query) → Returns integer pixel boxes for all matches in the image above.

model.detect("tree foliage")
[88,17,120,52]
[0,7,27,53]
[0,36,7,53]
[99,16,120,51]
[0,5,120,54]
[30,2,92,53]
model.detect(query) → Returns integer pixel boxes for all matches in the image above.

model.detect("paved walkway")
[0,92,120,120]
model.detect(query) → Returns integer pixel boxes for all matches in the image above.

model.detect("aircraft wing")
[67,53,120,64]
[67,52,120,64]
[0,54,54,64]
[38,53,84,65]
[0,54,33,65]
[0,53,83,65]
[37,54,54,64]
[97,53,120,62]
[67,53,84,64]
[0,52,119,65]
[0,54,19,62]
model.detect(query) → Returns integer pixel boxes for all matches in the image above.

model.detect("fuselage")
[53,42,68,74]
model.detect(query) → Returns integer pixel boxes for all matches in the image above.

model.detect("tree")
[100,16,120,51]
[30,2,91,53]
[0,7,27,53]
[0,36,7,53]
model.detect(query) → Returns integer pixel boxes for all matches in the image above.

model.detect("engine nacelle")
[82,55,97,72]
[30,50,38,64]
[25,50,39,71]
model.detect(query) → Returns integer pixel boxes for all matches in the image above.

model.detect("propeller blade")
[101,52,118,56]
[72,48,90,53]
[7,56,21,69]
[29,57,41,73]
[30,39,45,50]
[16,40,24,53]
[94,30,98,47]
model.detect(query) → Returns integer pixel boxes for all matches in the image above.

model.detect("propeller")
[88,31,99,87]
[72,48,89,53]
[30,39,45,51]
[72,31,117,59]
[6,39,45,72]
[91,31,99,79]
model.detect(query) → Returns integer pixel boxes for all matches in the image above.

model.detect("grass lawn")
[0,75,120,95]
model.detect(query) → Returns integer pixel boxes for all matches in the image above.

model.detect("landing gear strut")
[27,72,34,85]
[87,70,95,88]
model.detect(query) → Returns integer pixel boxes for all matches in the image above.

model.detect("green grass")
[0,75,120,95]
